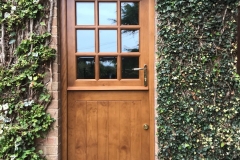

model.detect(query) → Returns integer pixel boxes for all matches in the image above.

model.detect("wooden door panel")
[68,91,149,160]
[61,0,155,159]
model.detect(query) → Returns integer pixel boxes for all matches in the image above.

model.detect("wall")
[156,0,240,159]
[37,0,61,160]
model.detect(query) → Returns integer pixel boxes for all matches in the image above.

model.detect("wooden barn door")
[62,0,155,159]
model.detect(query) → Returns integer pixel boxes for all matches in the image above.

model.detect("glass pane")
[121,30,139,52]
[99,2,117,25]
[122,57,139,79]
[100,57,117,79]
[99,30,117,52]
[77,57,95,79]
[121,2,139,25]
[77,30,95,52]
[76,2,94,25]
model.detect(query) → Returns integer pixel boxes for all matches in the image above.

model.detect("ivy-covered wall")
[156,0,240,159]
[0,0,55,159]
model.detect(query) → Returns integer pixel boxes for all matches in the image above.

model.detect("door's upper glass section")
[75,1,141,80]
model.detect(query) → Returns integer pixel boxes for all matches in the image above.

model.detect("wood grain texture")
[87,101,98,160]
[67,100,78,159]
[60,0,67,159]
[97,101,109,160]
[67,91,150,160]
[131,101,141,160]
[75,101,87,160]
[119,101,131,160]
[108,101,120,160]
[141,93,150,160]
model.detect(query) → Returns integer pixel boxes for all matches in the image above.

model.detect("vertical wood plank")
[119,101,131,160]
[131,101,141,160]
[87,101,98,160]
[98,101,109,160]
[108,101,120,160]
[66,0,76,86]
[75,101,87,160]
[68,100,78,159]
[141,93,150,160]
[60,0,67,157]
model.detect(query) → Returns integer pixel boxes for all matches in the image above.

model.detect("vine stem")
[1,23,5,65]
[47,0,54,33]
[29,19,34,99]
[30,19,33,52]
[45,0,54,47]
[44,62,53,110]
[219,6,228,44]
[46,0,54,102]
[221,6,228,31]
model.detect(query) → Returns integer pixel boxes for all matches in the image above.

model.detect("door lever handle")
[132,64,147,87]
[132,68,144,71]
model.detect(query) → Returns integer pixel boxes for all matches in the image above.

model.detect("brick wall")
[37,0,61,160]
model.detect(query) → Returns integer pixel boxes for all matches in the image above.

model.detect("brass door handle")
[132,64,147,87]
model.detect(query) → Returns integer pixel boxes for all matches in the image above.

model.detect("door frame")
[60,0,156,159]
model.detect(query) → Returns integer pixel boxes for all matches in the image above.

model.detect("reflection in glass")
[99,2,117,25]
[77,57,95,79]
[77,30,95,52]
[121,2,139,25]
[100,57,117,79]
[99,30,117,52]
[121,30,139,52]
[76,2,94,25]
[122,57,139,79]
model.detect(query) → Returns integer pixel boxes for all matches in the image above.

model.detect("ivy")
[0,0,44,31]
[156,0,240,159]
[0,0,55,159]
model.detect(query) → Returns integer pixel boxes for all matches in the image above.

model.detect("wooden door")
[61,0,155,159]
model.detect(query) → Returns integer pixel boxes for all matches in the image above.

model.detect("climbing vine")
[156,0,240,159]
[0,0,55,159]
